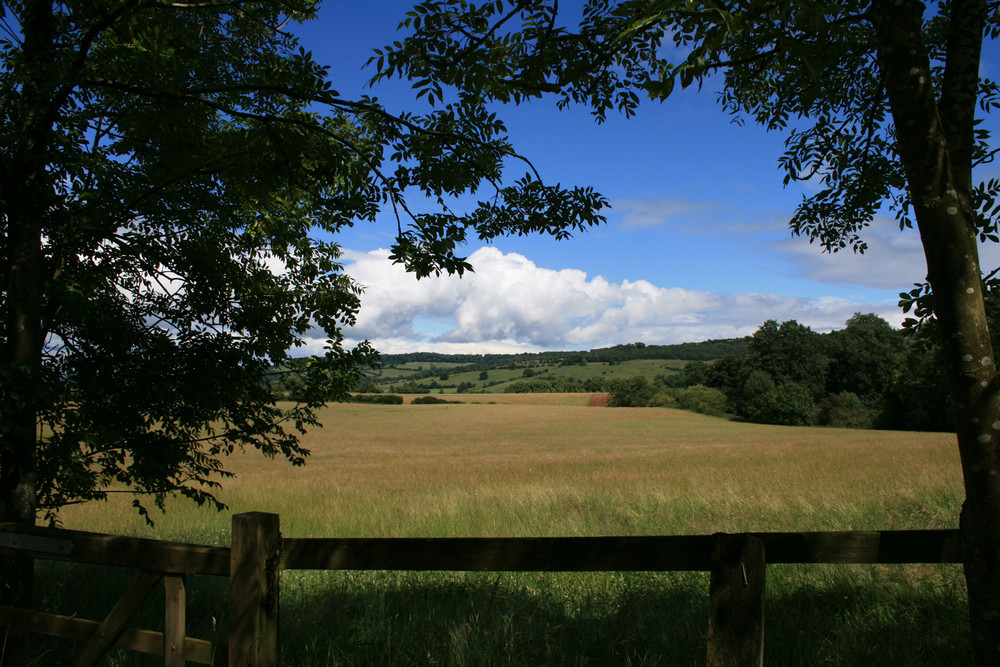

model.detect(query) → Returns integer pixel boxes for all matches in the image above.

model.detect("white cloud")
[615,198,725,229]
[776,217,1000,291]
[310,246,903,354]
[775,221,926,290]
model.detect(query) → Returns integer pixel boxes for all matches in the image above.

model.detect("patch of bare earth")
[588,393,609,407]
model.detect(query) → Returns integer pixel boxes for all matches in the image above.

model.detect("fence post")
[164,575,186,667]
[706,534,765,667]
[229,512,281,667]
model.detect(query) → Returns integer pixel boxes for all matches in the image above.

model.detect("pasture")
[45,396,968,665]
[369,358,686,393]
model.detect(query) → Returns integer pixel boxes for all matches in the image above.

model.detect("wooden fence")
[0,513,963,666]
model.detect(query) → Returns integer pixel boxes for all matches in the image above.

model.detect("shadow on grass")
[278,567,970,666]
[25,564,969,666]
[765,564,969,667]
[278,571,709,666]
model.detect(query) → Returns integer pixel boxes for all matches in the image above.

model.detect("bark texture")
[871,0,1000,663]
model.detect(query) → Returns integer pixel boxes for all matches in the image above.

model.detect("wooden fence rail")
[279,528,962,571]
[0,515,964,667]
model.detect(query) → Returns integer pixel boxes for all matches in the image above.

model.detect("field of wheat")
[43,397,968,665]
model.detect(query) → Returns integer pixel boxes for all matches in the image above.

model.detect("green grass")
[34,399,968,665]
[372,358,686,393]
[30,565,966,666]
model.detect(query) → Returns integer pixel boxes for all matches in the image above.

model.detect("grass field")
[39,396,969,665]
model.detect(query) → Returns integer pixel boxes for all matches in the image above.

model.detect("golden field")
[58,396,963,542]
[43,396,971,666]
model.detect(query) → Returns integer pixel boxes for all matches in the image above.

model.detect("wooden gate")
[0,524,228,665]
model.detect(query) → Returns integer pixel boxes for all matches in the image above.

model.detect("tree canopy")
[0,0,607,527]
[688,315,907,428]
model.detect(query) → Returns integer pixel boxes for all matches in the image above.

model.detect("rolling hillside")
[362,338,746,394]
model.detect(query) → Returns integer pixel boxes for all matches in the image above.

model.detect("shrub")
[607,376,657,407]
[411,395,460,404]
[675,385,729,417]
[505,380,553,393]
[504,378,579,393]
[648,392,678,408]
[348,394,404,405]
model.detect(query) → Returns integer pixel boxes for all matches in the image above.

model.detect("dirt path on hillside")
[588,393,609,407]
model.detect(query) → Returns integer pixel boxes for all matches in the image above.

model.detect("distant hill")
[365,338,748,395]
[379,338,747,368]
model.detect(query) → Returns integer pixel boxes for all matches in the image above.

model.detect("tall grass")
[36,400,968,665]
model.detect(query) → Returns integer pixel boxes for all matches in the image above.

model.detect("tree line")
[378,338,746,371]
[608,313,959,432]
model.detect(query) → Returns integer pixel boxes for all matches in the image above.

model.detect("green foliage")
[354,356,681,395]
[370,313,949,431]
[411,396,460,404]
[884,276,1000,432]
[879,334,954,432]
[0,0,608,520]
[738,370,777,423]
[746,320,827,399]
[816,393,877,430]
[699,320,825,425]
[606,376,657,407]
[740,374,816,427]
[647,392,678,408]
[504,378,577,393]
[389,384,432,395]
[697,315,915,428]
[363,314,941,432]
[674,385,729,418]
[826,313,905,400]
[376,339,745,371]
[579,340,747,363]
[885,275,1000,432]
[347,394,405,405]
[673,360,710,388]
[704,352,754,399]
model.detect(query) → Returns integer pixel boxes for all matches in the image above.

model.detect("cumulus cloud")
[298,246,905,355]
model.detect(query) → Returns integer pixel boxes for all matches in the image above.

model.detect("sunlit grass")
[59,400,962,540]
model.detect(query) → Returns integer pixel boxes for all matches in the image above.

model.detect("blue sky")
[291,2,1000,354]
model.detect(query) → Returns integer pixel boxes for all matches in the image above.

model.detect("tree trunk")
[0,170,43,667]
[0,1,60,661]
[871,1,1000,664]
